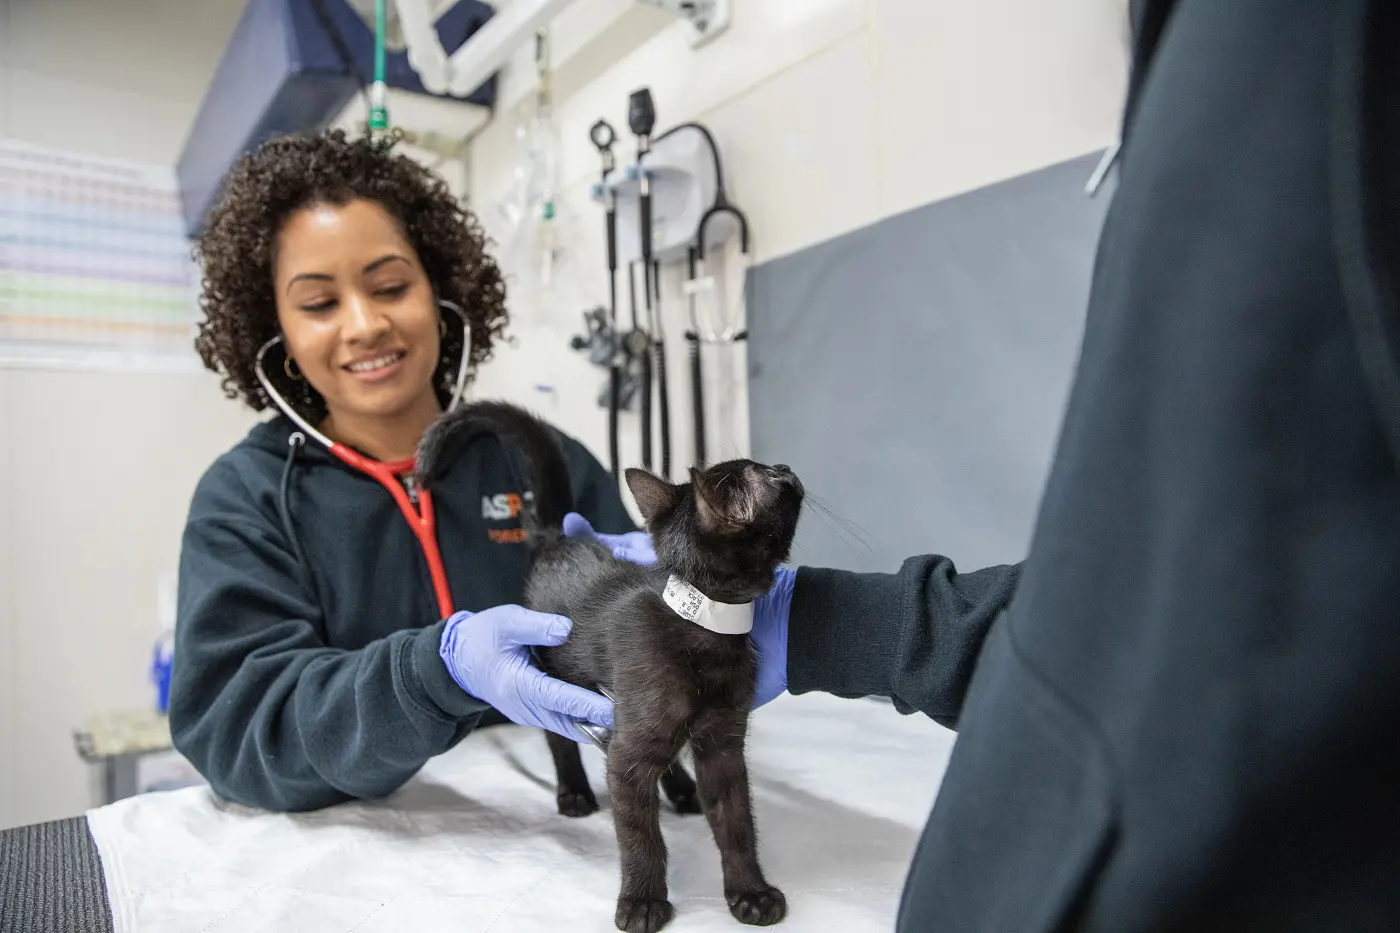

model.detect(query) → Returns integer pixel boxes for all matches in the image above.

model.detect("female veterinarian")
[168,129,636,811]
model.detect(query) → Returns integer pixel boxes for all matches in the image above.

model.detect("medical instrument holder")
[685,200,752,467]
[627,261,653,472]
[651,262,672,478]
[586,108,750,470]
[569,307,615,367]
[569,308,640,413]
[630,88,671,477]
[594,127,732,265]
[591,118,623,481]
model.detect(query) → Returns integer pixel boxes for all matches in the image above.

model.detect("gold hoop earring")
[284,356,304,381]
[439,317,447,338]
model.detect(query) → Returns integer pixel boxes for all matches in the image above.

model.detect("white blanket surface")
[87,693,955,932]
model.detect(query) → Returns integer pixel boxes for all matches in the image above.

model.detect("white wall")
[0,0,1129,829]
[0,0,255,829]
[465,0,1130,474]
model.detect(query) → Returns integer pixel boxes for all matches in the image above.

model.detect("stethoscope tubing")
[252,299,474,619]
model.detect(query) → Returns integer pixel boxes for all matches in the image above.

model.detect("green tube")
[369,0,389,131]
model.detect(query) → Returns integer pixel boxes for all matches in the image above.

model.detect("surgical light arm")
[392,0,576,99]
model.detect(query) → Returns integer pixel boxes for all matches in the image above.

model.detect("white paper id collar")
[662,575,755,635]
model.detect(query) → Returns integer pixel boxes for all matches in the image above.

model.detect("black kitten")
[418,401,804,933]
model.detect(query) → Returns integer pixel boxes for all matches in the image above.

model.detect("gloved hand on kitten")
[750,566,795,708]
[562,514,794,708]
[562,512,656,564]
[439,605,614,741]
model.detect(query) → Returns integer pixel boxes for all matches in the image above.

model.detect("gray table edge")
[0,817,115,933]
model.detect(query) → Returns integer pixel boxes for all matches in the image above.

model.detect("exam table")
[0,693,954,932]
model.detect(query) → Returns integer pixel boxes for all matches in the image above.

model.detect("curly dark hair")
[193,128,508,417]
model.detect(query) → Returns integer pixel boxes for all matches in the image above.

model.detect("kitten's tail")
[416,400,574,535]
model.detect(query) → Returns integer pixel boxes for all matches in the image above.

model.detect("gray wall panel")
[748,152,1112,572]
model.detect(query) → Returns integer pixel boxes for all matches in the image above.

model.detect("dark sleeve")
[168,465,489,812]
[785,556,1022,729]
[559,432,638,534]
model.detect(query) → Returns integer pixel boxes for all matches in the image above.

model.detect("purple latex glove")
[562,512,657,565]
[751,567,796,709]
[439,606,614,741]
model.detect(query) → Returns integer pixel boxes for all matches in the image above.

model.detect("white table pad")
[87,693,955,933]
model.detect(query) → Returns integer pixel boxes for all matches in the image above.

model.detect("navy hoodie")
[784,2,1400,929]
[169,414,635,811]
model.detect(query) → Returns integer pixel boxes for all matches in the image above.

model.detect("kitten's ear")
[626,468,681,524]
[689,467,737,534]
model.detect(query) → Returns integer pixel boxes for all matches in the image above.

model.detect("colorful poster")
[0,137,203,370]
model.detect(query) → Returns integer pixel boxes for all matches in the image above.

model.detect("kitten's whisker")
[807,495,874,549]
[810,508,861,553]
[807,494,870,535]
[804,496,874,554]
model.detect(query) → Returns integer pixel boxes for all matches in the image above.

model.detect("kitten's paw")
[556,790,599,817]
[660,767,701,815]
[615,897,674,933]
[728,886,787,926]
[668,790,702,815]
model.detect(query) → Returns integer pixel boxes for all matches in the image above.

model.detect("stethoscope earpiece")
[437,299,473,411]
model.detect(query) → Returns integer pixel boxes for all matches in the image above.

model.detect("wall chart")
[0,138,201,370]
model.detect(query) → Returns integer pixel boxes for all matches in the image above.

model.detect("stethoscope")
[253,299,473,620]
[685,202,751,467]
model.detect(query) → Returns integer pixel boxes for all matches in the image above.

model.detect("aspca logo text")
[482,490,532,545]
[481,493,523,521]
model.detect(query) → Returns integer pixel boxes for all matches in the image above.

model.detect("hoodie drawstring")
[279,433,323,610]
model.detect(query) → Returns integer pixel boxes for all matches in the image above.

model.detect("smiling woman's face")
[273,198,442,432]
